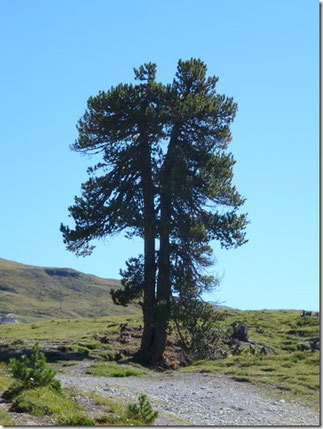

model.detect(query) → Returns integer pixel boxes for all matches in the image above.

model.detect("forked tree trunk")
[148,199,172,366]
[139,132,177,366]
[138,223,171,366]
[138,138,157,356]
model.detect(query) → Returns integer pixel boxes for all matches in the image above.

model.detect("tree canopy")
[61,59,248,366]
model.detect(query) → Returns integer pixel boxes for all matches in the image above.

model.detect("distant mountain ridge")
[209,302,235,310]
[0,258,138,321]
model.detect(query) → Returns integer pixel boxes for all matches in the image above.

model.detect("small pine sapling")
[127,394,159,424]
[3,343,62,399]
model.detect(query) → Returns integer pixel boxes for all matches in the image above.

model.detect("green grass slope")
[0,310,319,409]
[0,258,138,320]
[180,309,320,409]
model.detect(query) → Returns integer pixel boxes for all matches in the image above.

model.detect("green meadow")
[179,309,320,408]
[0,308,319,425]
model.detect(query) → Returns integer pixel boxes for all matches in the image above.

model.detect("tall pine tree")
[146,59,247,364]
[61,63,165,357]
[61,59,248,366]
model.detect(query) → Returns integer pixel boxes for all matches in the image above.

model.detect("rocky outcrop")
[0,313,20,324]
[231,322,248,342]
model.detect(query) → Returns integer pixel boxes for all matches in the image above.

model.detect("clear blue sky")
[0,0,319,310]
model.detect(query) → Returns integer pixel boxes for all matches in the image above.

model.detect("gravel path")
[58,370,320,426]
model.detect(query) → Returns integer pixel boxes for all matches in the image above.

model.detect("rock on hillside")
[0,313,20,324]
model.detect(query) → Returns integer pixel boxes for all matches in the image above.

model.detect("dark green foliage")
[172,298,220,359]
[61,59,248,365]
[127,394,158,424]
[60,62,164,256]
[111,256,145,307]
[3,343,61,399]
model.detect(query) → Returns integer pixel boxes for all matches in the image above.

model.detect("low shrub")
[12,339,24,346]
[77,341,101,350]
[10,387,67,415]
[3,343,62,399]
[96,414,141,425]
[57,412,95,426]
[127,394,158,424]
[0,409,15,425]
[10,386,93,425]
[58,344,90,356]
[89,361,149,377]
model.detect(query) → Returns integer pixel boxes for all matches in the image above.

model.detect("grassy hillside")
[180,309,320,408]
[0,258,138,320]
[0,309,319,408]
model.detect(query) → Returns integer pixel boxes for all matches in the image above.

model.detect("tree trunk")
[138,139,157,355]
[140,131,178,366]
[138,210,171,366]
[148,197,172,365]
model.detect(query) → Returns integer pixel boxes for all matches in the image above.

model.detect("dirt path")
[57,368,320,426]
